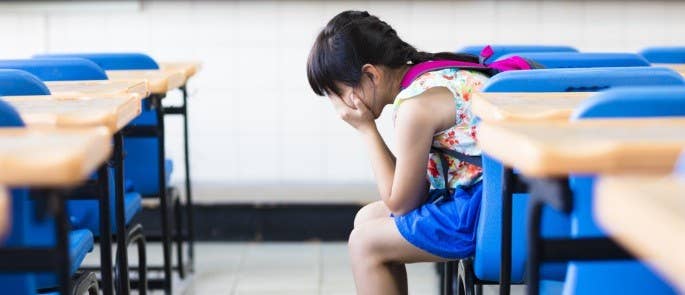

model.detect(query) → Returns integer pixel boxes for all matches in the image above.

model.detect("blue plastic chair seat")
[68,192,142,236]
[562,262,677,294]
[35,229,94,288]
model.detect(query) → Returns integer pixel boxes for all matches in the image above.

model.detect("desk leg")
[500,167,514,295]
[114,132,131,295]
[50,192,71,295]
[154,95,173,294]
[181,85,195,273]
[98,165,114,295]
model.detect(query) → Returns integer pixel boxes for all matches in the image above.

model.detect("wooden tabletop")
[105,70,185,94]
[0,187,8,240]
[0,127,111,186]
[477,118,685,177]
[3,94,141,132]
[472,92,594,122]
[655,64,685,76]
[596,175,685,292]
[159,61,202,80]
[45,79,149,100]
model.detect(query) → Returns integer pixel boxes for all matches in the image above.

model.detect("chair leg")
[442,261,454,295]
[458,259,476,295]
[116,224,148,295]
[72,271,100,295]
[174,191,186,279]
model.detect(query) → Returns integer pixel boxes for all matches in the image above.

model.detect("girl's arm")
[330,88,451,215]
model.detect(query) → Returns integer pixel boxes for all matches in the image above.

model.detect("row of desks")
[472,90,685,291]
[0,61,199,234]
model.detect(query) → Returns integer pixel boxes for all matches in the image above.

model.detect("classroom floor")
[85,242,525,294]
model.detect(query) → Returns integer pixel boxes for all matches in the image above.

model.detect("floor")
[84,242,524,295]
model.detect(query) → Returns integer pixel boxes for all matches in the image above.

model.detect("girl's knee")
[353,201,389,229]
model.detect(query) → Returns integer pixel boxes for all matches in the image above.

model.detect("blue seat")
[0,58,107,81]
[473,69,685,287]
[639,46,685,63]
[558,86,685,294]
[458,45,577,60]
[34,52,159,70]
[0,69,50,96]
[497,52,650,68]
[0,100,95,294]
[68,167,143,236]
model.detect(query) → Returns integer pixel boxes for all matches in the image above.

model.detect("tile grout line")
[229,242,250,295]
[317,241,323,295]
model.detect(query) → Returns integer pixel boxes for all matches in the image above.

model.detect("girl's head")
[307,10,478,118]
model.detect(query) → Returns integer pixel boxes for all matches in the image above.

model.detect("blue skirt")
[394,181,483,259]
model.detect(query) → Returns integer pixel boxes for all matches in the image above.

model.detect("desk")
[46,80,149,100]
[159,61,201,83]
[105,70,185,94]
[0,127,110,186]
[478,118,685,177]
[596,175,685,292]
[472,92,593,122]
[4,94,141,132]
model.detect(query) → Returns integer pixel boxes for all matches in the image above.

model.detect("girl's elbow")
[384,200,414,216]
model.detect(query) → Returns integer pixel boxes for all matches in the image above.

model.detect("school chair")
[454,67,685,295]
[458,45,578,61]
[523,86,685,294]
[0,61,148,294]
[35,52,193,293]
[0,58,107,81]
[0,95,100,295]
[639,46,685,63]
[496,52,651,69]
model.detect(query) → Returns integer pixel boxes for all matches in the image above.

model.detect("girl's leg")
[353,200,391,228]
[348,217,448,295]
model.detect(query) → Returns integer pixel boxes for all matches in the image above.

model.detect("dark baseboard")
[140,203,362,242]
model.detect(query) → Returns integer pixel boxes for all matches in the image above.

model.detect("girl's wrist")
[358,122,379,137]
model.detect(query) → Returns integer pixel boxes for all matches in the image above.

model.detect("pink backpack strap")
[400,60,487,89]
[400,46,533,90]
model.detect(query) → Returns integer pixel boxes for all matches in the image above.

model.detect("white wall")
[2,1,685,202]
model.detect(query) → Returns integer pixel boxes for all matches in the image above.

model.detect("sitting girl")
[307,10,495,295]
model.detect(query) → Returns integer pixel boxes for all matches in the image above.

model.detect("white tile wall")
[2,1,685,201]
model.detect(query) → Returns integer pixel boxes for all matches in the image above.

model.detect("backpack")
[398,46,536,182]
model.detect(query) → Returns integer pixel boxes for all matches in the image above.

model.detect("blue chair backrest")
[458,45,578,60]
[562,86,685,295]
[0,58,107,81]
[498,52,650,69]
[483,67,685,92]
[0,69,50,96]
[570,87,685,237]
[640,46,685,63]
[33,52,159,70]
[0,101,55,294]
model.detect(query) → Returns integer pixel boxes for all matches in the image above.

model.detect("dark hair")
[307,10,480,97]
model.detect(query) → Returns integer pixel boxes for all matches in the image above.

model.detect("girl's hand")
[329,93,377,134]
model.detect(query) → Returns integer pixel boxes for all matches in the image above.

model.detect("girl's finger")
[353,96,371,113]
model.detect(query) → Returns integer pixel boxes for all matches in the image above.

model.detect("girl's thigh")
[349,217,449,264]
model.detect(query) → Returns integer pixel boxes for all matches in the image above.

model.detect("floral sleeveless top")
[393,69,488,190]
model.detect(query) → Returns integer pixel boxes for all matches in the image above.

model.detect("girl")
[307,11,489,295]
